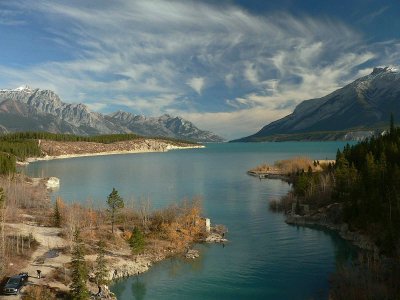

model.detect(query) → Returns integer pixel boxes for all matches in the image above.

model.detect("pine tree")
[107,188,124,233]
[94,239,108,286]
[128,227,145,254]
[390,113,395,135]
[70,229,89,300]
[53,197,62,228]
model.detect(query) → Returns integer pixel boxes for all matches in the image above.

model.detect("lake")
[25,142,356,300]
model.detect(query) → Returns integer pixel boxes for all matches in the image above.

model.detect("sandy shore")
[24,144,204,164]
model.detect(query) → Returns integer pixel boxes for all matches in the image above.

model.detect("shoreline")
[23,144,205,165]
[285,211,378,255]
[2,219,226,300]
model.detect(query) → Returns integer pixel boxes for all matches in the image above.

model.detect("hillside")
[0,86,224,142]
[0,132,202,174]
[234,67,400,142]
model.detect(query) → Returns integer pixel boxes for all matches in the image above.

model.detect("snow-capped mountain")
[0,86,126,134]
[235,67,400,142]
[0,87,224,142]
[107,111,224,142]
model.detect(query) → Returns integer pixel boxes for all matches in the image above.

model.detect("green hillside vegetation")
[0,132,141,144]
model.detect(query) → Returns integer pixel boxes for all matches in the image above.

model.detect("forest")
[285,119,400,255]
[273,118,400,299]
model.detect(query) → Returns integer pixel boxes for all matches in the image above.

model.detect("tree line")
[0,132,141,144]
[271,117,400,298]
[334,116,400,255]
[286,117,400,255]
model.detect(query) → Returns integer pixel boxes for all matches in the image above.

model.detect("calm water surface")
[25,142,356,300]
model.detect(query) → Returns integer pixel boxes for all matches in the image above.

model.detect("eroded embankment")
[25,138,204,163]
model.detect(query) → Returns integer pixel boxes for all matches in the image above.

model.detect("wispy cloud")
[0,9,27,26]
[359,5,390,24]
[187,77,205,95]
[0,0,398,139]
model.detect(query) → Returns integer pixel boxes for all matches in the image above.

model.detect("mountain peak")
[235,66,400,142]
[371,66,399,75]
[0,86,224,142]
[0,85,33,93]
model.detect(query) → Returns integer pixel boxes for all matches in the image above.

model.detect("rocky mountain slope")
[107,111,223,142]
[235,67,400,142]
[0,86,224,142]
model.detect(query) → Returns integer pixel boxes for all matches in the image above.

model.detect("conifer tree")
[129,227,145,254]
[390,113,395,135]
[107,188,124,233]
[53,197,62,228]
[70,229,89,300]
[94,239,108,286]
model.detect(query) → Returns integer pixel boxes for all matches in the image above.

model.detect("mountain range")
[234,67,400,142]
[0,86,224,142]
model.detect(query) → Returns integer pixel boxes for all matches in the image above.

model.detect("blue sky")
[0,0,399,139]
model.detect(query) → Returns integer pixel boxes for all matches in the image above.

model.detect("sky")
[0,0,399,139]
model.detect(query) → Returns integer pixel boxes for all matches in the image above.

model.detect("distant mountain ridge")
[106,111,223,142]
[234,67,400,142]
[0,86,224,142]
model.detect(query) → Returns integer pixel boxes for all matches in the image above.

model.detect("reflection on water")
[25,142,356,300]
[132,280,146,300]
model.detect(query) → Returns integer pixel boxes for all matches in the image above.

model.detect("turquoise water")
[25,142,355,300]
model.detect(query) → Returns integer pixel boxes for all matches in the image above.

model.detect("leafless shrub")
[21,285,57,300]
[269,192,296,213]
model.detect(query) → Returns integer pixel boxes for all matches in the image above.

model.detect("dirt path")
[0,223,70,299]
[1,223,157,299]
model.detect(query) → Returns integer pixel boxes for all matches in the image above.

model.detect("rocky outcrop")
[45,177,60,189]
[204,233,228,243]
[107,254,158,281]
[285,203,378,254]
[185,249,200,259]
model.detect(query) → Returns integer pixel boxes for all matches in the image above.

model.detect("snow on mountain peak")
[371,66,400,75]
[15,85,32,91]
[0,85,33,92]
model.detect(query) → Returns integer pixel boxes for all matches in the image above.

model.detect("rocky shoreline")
[285,203,379,255]
[109,231,227,281]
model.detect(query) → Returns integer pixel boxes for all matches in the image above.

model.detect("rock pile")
[205,233,228,243]
[185,249,199,259]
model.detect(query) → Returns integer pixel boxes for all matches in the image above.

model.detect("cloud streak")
[0,0,398,139]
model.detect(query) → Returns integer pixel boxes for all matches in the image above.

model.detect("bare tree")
[139,197,152,231]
